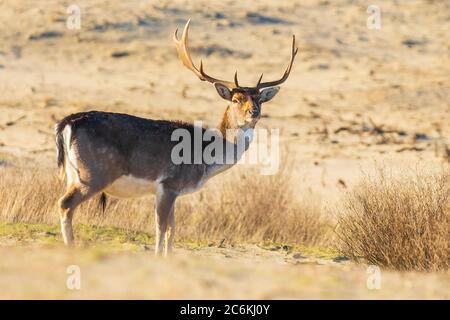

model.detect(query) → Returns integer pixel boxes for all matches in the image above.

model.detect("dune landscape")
[0,0,448,299]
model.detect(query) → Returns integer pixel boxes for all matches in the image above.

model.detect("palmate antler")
[174,19,298,89]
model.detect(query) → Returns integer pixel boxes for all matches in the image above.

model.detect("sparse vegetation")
[0,0,449,300]
[0,164,333,247]
[337,169,449,272]
[3,163,449,273]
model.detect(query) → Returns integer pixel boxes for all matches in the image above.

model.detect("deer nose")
[249,108,259,117]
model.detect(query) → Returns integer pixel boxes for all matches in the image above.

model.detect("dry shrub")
[337,169,449,271]
[0,163,331,246]
[177,166,330,245]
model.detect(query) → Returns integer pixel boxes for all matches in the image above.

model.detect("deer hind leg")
[58,184,101,246]
[154,188,177,257]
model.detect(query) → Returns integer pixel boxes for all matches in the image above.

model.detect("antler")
[174,20,298,89]
[173,19,238,88]
[256,35,298,89]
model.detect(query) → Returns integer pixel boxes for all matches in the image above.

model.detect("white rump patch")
[63,125,80,186]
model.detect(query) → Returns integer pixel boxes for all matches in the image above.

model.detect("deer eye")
[232,98,239,104]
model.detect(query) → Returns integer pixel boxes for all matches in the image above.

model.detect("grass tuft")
[337,168,449,271]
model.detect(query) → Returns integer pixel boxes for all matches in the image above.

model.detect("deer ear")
[259,86,280,103]
[214,83,232,100]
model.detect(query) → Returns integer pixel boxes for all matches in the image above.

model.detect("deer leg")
[154,188,177,257]
[164,206,175,257]
[58,184,100,246]
[59,208,75,246]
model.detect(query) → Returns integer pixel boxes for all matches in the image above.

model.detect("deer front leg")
[164,206,175,256]
[154,188,177,257]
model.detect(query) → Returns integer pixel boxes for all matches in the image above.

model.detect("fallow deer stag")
[55,20,297,256]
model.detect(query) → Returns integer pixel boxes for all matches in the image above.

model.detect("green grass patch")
[0,222,153,247]
[259,241,340,260]
[0,222,339,260]
[0,222,223,251]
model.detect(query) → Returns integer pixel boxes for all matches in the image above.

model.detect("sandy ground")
[0,0,449,299]
[1,243,449,299]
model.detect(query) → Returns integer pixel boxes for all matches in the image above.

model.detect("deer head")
[174,19,298,130]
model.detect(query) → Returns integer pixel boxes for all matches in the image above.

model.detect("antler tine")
[256,73,264,87]
[234,71,239,87]
[173,20,237,88]
[257,35,298,89]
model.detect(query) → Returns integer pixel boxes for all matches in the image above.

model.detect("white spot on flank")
[105,175,161,198]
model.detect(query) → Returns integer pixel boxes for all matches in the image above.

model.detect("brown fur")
[55,41,284,256]
[55,81,282,255]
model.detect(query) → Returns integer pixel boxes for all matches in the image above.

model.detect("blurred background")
[0,0,449,199]
[0,0,448,299]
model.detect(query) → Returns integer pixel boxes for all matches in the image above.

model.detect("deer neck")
[204,106,255,179]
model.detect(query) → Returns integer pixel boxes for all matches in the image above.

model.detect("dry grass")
[337,168,450,272]
[0,163,332,247]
